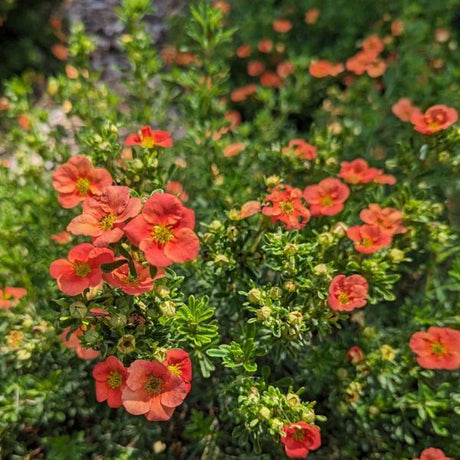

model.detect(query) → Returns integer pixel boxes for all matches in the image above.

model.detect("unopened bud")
[259,407,271,420]
[265,175,281,188]
[313,263,328,276]
[214,254,229,265]
[156,285,170,298]
[283,281,296,292]
[318,232,334,246]
[268,287,282,299]
[209,220,223,232]
[159,301,176,317]
[248,288,263,304]
[257,306,271,321]
[283,243,297,257]
[380,344,395,361]
[388,248,405,263]
[286,393,301,409]
[117,334,136,354]
[287,311,303,325]
[332,222,348,237]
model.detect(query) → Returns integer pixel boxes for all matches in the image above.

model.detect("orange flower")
[247,60,265,77]
[347,224,392,254]
[392,98,422,122]
[0,287,27,309]
[347,346,364,365]
[305,8,320,24]
[61,326,100,360]
[391,19,404,36]
[50,243,115,296]
[282,139,317,160]
[236,44,251,58]
[224,110,241,131]
[125,126,173,148]
[51,231,73,244]
[212,0,230,14]
[262,185,310,230]
[277,61,294,79]
[309,60,344,78]
[338,159,379,184]
[410,105,458,134]
[51,43,68,61]
[231,84,257,102]
[162,349,192,393]
[18,114,30,131]
[52,156,113,209]
[328,275,369,311]
[373,171,396,185]
[409,327,460,370]
[224,142,246,157]
[260,71,282,88]
[362,35,384,55]
[413,447,452,460]
[303,178,350,217]
[273,19,293,34]
[165,181,189,202]
[93,356,128,408]
[123,193,199,267]
[239,201,261,218]
[122,359,188,421]
[67,186,142,247]
[258,39,273,53]
[360,204,406,235]
[280,422,321,458]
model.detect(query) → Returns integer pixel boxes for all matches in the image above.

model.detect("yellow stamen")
[107,370,123,389]
[76,177,91,196]
[73,261,91,277]
[168,364,182,377]
[144,376,163,395]
[280,201,294,214]
[99,213,115,231]
[152,225,174,244]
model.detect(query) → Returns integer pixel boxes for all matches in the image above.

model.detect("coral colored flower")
[224,110,241,131]
[305,8,320,24]
[260,72,282,88]
[347,346,364,365]
[309,60,344,78]
[258,39,273,53]
[67,186,141,247]
[231,84,257,102]
[236,44,251,58]
[413,447,452,460]
[362,35,384,55]
[347,224,392,254]
[103,259,164,295]
[61,327,100,360]
[240,201,261,218]
[0,287,27,309]
[165,181,189,203]
[52,156,113,209]
[163,349,192,393]
[93,356,128,408]
[392,98,422,122]
[277,61,295,79]
[409,327,460,370]
[50,243,115,296]
[410,105,458,134]
[51,43,68,61]
[18,114,30,131]
[303,178,350,217]
[282,139,317,160]
[212,0,230,14]
[338,159,379,184]
[328,275,369,312]
[280,422,321,459]
[360,204,406,235]
[224,142,246,157]
[51,231,73,244]
[122,359,188,421]
[391,19,404,36]
[125,126,173,148]
[373,170,396,185]
[273,19,292,33]
[262,185,310,230]
[247,60,265,77]
[123,193,199,267]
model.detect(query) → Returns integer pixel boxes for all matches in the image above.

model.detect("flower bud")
[346,346,364,365]
[159,301,176,317]
[271,418,284,433]
[313,263,328,276]
[117,334,136,354]
[156,285,170,298]
[380,344,395,361]
[318,232,334,246]
[268,287,282,299]
[202,232,215,244]
[248,288,263,304]
[153,441,166,454]
[388,248,405,263]
[332,222,348,237]
[258,407,272,420]
[283,243,297,257]
[214,254,229,265]
[287,311,303,325]
[209,220,223,232]
[283,281,296,292]
[257,306,271,321]
[226,226,239,240]
[265,175,281,188]
[286,393,301,409]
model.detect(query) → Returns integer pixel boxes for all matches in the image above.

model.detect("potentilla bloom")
[410,105,458,134]
[413,447,452,460]
[52,156,113,209]
[163,349,192,393]
[262,185,310,230]
[360,204,406,235]
[277,61,295,79]
[305,8,320,24]
[328,275,369,311]
[362,35,384,55]
[240,201,261,218]
[282,139,317,160]
[273,19,292,33]
[61,327,100,360]
[236,44,251,58]
[93,356,128,408]
[258,38,273,53]
[280,422,321,459]
[50,243,115,296]
[409,327,460,370]
[338,159,379,184]
[346,50,385,77]
[67,186,142,247]
[224,142,246,157]
[0,287,27,309]
[373,169,396,185]
[260,72,282,88]
[165,181,189,203]
[123,193,200,267]
[122,359,188,421]
[303,178,350,217]
[392,98,422,122]
[230,84,257,102]
[247,60,265,77]
[51,231,73,244]
[309,60,344,78]
[125,126,173,148]
[347,346,364,365]
[103,259,164,295]
[347,224,392,254]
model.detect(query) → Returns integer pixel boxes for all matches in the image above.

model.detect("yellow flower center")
[76,177,91,196]
[99,213,115,231]
[338,292,349,304]
[362,237,374,248]
[107,370,123,389]
[140,130,156,148]
[144,376,163,395]
[431,342,446,356]
[152,225,174,244]
[292,427,305,441]
[124,274,140,286]
[168,364,182,377]
[280,201,294,214]
[73,261,91,277]
[321,195,333,206]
